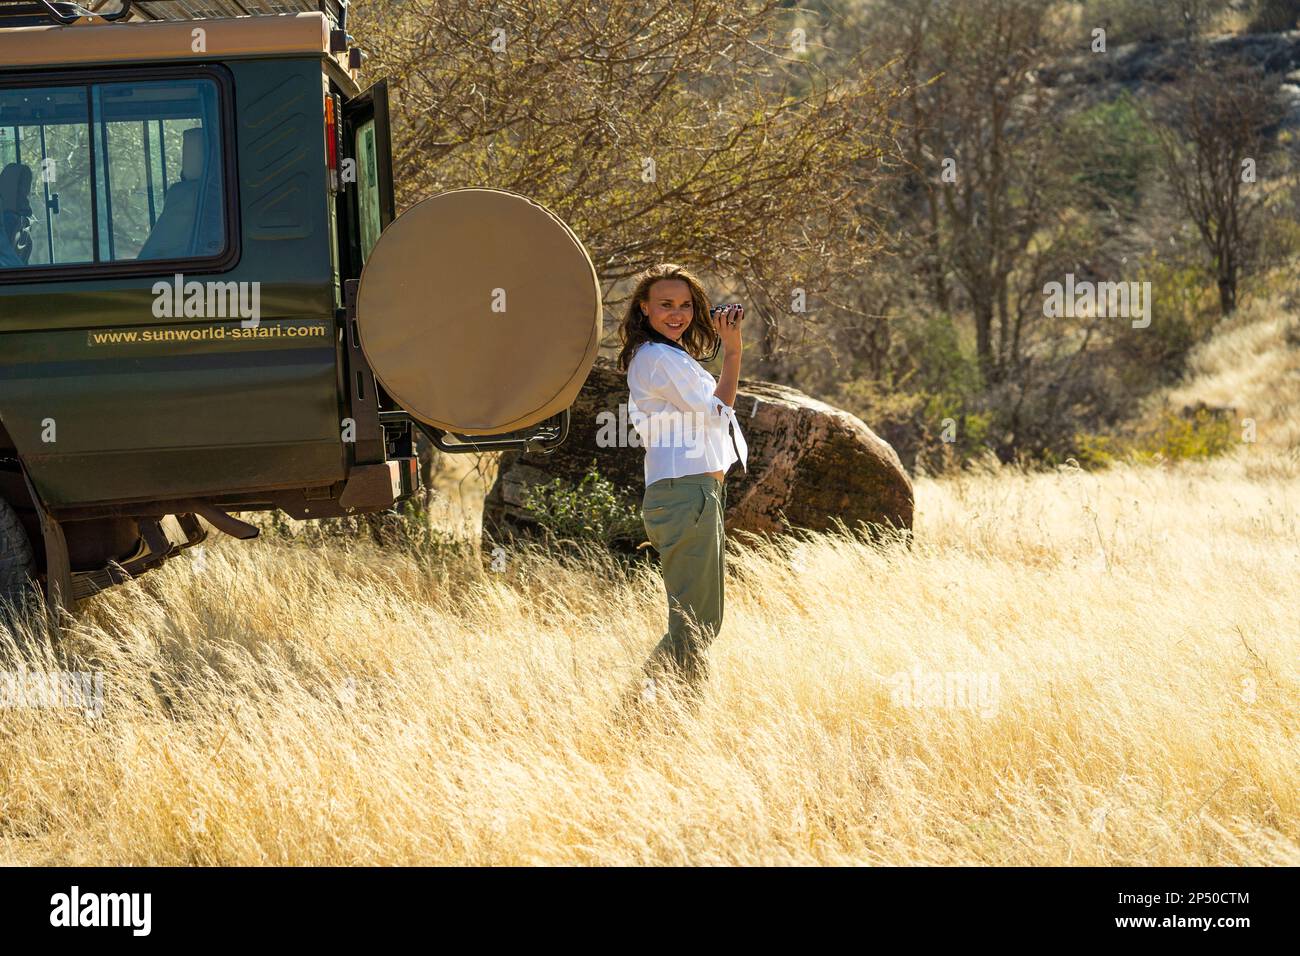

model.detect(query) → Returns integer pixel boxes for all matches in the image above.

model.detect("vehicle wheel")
[0,496,37,615]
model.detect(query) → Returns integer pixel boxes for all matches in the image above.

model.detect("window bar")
[37,121,54,263]
[142,119,157,227]
[94,87,115,261]
[85,89,100,265]
[156,118,167,186]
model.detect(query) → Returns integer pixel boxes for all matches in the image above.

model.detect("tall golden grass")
[1,306,1296,865]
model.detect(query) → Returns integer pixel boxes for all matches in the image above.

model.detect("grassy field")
[1,308,1296,865]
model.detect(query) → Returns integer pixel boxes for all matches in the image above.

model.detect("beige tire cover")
[355,188,602,435]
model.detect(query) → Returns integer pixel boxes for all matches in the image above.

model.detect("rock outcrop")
[481,357,913,551]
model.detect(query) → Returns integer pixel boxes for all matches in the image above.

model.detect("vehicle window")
[355,118,381,263]
[0,87,92,268]
[0,76,227,272]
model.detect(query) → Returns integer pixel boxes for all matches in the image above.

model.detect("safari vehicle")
[0,0,602,613]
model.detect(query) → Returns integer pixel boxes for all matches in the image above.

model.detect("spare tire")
[355,188,602,435]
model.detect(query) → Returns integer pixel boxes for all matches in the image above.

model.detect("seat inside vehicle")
[0,161,33,266]
[137,126,206,260]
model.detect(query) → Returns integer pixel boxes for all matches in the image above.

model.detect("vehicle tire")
[0,496,37,615]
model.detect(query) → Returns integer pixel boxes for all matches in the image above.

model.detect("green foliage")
[953,407,994,448]
[1153,408,1235,459]
[901,312,983,398]
[365,493,472,565]
[1071,407,1235,468]
[1067,430,1121,469]
[1062,94,1158,207]
[1257,209,1300,271]
[901,313,990,462]
[520,461,643,547]
[261,493,472,566]
[1113,252,1217,382]
[836,375,920,423]
[914,390,993,450]
[832,311,994,472]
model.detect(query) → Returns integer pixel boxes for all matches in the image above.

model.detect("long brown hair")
[616,263,719,372]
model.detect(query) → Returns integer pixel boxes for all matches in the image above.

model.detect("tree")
[859,0,1076,386]
[1150,57,1284,315]
[351,0,903,381]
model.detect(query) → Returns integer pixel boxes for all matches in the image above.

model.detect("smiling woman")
[616,262,748,715]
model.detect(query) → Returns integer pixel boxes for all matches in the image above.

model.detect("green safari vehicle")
[0,0,603,614]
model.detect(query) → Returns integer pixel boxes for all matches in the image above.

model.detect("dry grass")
[2,298,1297,866]
[1,436,1295,865]
[1156,285,1300,456]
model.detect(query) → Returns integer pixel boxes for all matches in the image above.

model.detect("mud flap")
[20,466,74,618]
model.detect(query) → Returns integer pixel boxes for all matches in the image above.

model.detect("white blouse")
[626,341,749,487]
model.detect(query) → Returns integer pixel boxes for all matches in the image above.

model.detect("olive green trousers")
[640,473,727,703]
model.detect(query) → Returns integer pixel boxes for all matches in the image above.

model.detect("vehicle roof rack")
[0,1,131,24]
[0,0,346,28]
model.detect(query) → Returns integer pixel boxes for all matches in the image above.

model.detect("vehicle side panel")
[0,58,345,511]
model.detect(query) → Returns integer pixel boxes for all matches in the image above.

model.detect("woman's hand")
[712,303,744,355]
[711,304,742,408]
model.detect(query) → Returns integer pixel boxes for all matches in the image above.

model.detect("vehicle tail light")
[324,93,339,192]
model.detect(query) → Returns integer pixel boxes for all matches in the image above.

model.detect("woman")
[617,263,748,714]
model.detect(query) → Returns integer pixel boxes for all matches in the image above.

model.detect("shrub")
[833,312,989,472]
[1113,251,1218,382]
[1071,406,1235,468]
[1147,407,1235,460]
[363,493,473,565]
[1062,93,1159,208]
[259,492,472,566]
[520,461,643,548]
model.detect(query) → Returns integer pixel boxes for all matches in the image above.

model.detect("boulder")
[481,357,913,550]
